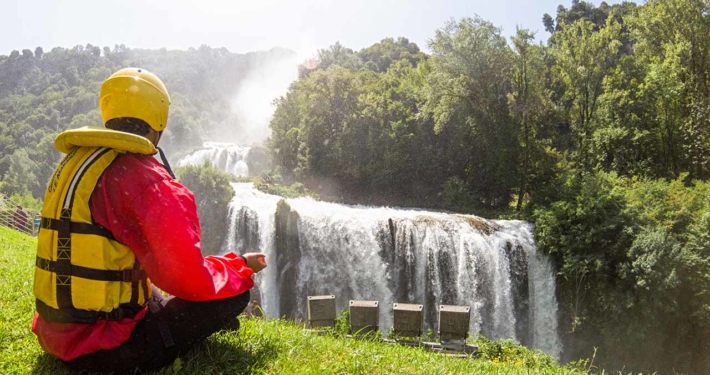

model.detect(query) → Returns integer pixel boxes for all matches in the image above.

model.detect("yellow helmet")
[99,68,171,131]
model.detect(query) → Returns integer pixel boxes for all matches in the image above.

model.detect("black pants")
[63,287,250,374]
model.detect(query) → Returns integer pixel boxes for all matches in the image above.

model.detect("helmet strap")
[157,147,176,179]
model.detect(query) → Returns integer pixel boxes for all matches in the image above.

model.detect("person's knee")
[220,290,251,317]
[193,291,251,333]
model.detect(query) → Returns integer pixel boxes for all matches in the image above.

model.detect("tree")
[509,28,551,210]
[550,18,621,170]
[358,37,427,73]
[543,13,556,34]
[630,0,710,179]
[268,90,302,181]
[307,42,361,76]
[294,65,361,184]
[426,17,518,208]
[0,149,39,197]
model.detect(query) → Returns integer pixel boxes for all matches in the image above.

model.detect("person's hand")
[243,253,267,273]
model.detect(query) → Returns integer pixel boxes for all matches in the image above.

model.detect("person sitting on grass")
[32,67,267,373]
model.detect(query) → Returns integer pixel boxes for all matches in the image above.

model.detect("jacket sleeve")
[119,178,254,301]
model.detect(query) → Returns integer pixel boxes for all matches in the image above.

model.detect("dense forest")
[2,0,710,373]
[267,0,710,374]
[0,44,295,205]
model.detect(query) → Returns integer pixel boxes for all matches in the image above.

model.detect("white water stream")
[225,182,561,358]
[177,142,251,177]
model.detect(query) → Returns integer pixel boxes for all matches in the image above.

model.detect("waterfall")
[227,183,282,316]
[178,142,250,177]
[224,183,561,358]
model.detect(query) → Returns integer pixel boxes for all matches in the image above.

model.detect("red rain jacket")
[32,152,254,361]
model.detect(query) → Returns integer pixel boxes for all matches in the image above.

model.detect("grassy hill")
[0,226,586,374]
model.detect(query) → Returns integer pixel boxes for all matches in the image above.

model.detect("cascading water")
[227,183,282,316]
[178,142,251,176]
[225,183,561,358]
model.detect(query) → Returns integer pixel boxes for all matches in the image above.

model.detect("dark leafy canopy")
[0,44,296,201]
[426,17,518,208]
[267,1,710,373]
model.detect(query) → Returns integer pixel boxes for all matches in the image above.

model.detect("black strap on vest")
[40,217,116,241]
[36,256,147,282]
[36,299,143,324]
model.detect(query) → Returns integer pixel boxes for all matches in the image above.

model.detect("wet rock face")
[507,242,530,346]
[274,199,301,319]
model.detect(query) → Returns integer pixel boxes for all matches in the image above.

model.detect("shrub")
[175,161,234,255]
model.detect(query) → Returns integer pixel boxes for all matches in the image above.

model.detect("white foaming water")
[499,221,562,358]
[178,142,250,177]
[224,183,561,358]
[227,183,281,317]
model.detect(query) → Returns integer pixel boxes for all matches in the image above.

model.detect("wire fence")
[0,196,39,236]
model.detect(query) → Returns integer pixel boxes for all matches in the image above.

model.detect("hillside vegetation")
[0,226,585,375]
[0,43,295,202]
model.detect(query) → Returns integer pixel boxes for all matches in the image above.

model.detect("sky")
[4,0,624,57]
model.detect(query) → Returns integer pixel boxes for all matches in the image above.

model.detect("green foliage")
[175,162,234,255]
[421,328,435,342]
[621,227,681,293]
[534,172,630,273]
[550,17,622,169]
[253,176,314,199]
[533,171,710,374]
[0,45,296,199]
[0,149,40,198]
[426,17,518,209]
[334,308,350,336]
[474,335,557,369]
[621,174,710,239]
[5,192,42,211]
[510,27,553,211]
[442,177,476,212]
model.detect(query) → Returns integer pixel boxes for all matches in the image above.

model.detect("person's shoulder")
[102,152,172,191]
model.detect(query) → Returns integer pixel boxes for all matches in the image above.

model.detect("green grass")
[1,226,588,374]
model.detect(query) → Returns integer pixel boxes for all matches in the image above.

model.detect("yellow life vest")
[34,126,157,323]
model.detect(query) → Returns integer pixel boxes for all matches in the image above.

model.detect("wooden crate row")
[307,295,473,344]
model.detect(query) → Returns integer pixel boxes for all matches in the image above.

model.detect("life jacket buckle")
[121,269,137,283]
